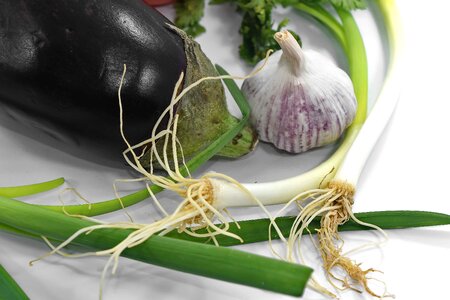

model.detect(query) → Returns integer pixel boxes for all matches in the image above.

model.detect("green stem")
[0,264,29,300]
[41,186,161,216]
[0,178,65,198]
[291,3,347,51]
[0,196,312,296]
[335,7,368,125]
[34,69,251,216]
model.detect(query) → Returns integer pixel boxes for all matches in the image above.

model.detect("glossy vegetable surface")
[0,0,187,164]
[0,0,255,165]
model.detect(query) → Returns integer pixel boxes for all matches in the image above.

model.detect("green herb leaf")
[211,0,301,65]
[175,0,206,37]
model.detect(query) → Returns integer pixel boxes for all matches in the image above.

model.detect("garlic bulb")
[242,30,357,153]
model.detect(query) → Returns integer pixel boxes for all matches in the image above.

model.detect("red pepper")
[143,0,174,7]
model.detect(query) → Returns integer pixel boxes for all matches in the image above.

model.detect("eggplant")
[0,0,256,166]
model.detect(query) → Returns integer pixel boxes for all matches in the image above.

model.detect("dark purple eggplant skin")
[0,0,186,165]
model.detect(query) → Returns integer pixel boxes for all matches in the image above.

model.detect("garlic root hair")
[283,180,388,298]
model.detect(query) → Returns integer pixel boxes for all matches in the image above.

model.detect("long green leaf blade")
[166,211,450,246]
[0,264,29,300]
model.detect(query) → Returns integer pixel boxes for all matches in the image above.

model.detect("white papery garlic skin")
[242,30,357,153]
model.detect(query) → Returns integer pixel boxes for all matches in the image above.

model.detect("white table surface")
[1,1,450,299]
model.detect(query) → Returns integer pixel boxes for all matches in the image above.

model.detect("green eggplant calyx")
[217,122,258,158]
[140,26,258,169]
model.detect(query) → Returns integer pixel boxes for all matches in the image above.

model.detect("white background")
[1,1,450,299]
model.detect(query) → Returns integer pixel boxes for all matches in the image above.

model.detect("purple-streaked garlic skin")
[242,41,356,153]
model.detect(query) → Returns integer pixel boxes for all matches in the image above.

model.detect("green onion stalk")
[0,195,312,297]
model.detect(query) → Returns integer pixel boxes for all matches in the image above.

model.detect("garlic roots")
[242,30,357,153]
